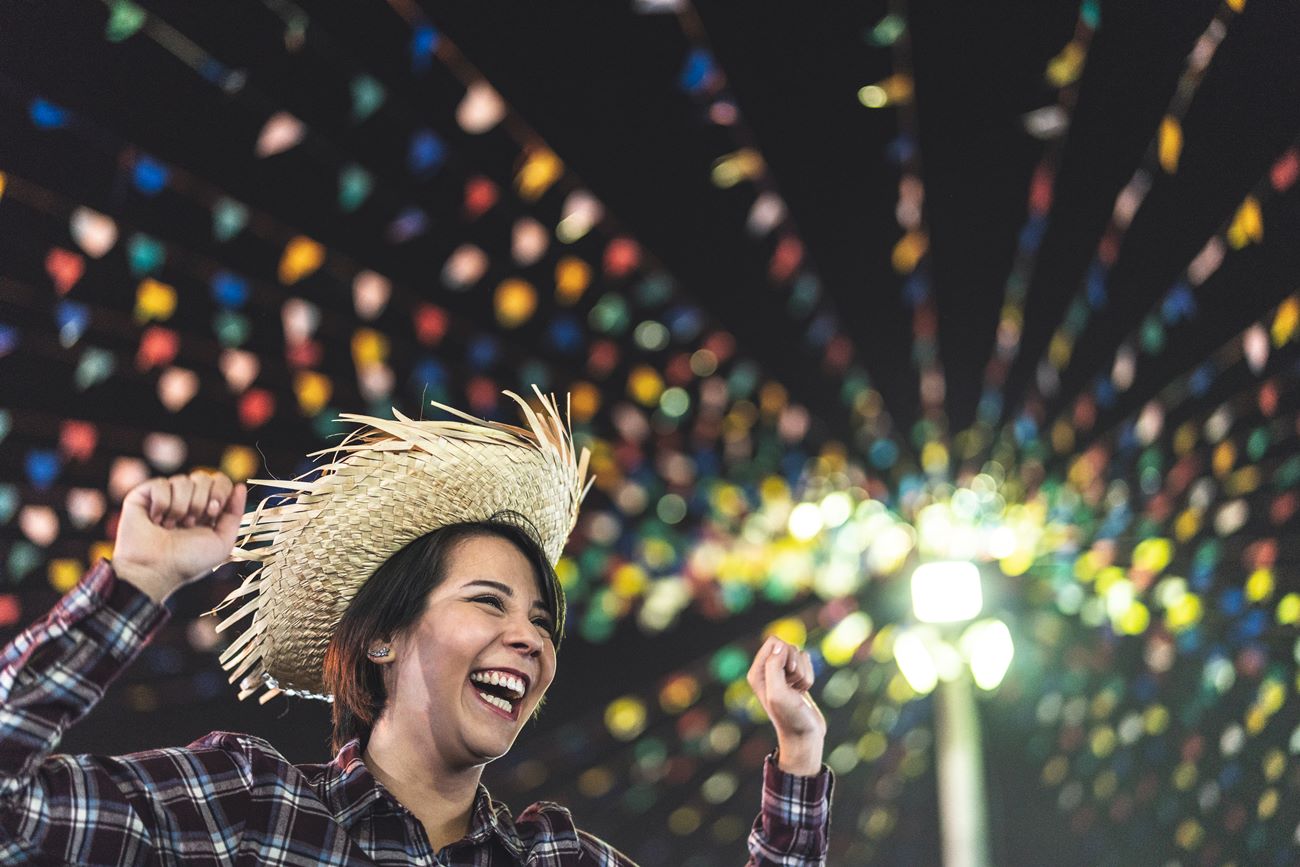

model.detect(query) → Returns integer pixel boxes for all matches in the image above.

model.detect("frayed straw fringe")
[206,387,591,703]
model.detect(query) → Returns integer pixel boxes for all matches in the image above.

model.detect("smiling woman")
[332,526,565,851]
[0,391,834,866]
[323,517,564,756]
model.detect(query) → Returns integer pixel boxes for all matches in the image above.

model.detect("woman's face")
[379,533,558,769]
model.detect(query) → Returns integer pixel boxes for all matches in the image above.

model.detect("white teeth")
[470,671,526,699]
[477,691,514,714]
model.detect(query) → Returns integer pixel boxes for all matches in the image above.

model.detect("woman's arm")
[0,558,171,860]
[0,471,248,862]
[743,637,834,866]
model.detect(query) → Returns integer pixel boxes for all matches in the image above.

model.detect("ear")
[367,640,397,665]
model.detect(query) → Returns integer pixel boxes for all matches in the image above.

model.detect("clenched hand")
[111,470,247,604]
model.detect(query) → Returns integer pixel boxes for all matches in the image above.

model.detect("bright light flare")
[866,522,914,575]
[893,628,938,695]
[986,525,1017,559]
[788,502,824,541]
[820,611,873,666]
[820,491,852,528]
[911,561,982,624]
[958,619,1015,690]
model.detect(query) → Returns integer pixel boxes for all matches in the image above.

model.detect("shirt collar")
[318,738,389,830]
[318,738,527,857]
[459,783,526,859]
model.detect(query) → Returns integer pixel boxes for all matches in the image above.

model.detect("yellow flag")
[1157,117,1182,173]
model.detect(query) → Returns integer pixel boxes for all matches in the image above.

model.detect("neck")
[362,716,485,851]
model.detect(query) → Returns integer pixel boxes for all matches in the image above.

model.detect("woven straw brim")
[210,388,592,703]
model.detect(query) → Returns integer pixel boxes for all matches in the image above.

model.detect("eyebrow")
[463,579,550,613]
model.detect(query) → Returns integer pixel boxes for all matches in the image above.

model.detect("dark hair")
[322,514,564,754]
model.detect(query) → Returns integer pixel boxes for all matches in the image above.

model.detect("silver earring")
[367,646,390,659]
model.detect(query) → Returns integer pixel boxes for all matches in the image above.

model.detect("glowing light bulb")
[911,561,982,624]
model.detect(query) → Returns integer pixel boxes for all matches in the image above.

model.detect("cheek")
[391,630,468,700]
[537,650,558,696]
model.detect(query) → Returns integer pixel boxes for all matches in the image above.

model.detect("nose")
[502,612,544,658]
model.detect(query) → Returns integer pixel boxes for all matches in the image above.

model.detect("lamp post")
[934,665,990,867]
[901,560,1013,867]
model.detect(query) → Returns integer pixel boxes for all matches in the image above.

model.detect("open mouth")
[468,668,528,721]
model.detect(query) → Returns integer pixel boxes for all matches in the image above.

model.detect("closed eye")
[471,594,506,611]
[471,594,553,637]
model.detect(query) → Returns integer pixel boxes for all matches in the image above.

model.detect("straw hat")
[210,388,592,703]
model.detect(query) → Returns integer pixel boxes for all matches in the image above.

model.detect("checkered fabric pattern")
[0,560,833,865]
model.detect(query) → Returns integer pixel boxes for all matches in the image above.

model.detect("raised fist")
[111,470,247,604]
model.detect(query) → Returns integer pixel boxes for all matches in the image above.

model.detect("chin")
[466,735,516,764]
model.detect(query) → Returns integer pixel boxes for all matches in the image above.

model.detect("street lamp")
[900,561,1014,867]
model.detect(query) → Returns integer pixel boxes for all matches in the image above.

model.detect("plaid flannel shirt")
[0,560,833,865]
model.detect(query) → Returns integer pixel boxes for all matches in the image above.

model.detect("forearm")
[775,733,824,777]
[0,559,168,795]
[112,559,178,606]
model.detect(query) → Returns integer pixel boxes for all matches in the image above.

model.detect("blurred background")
[1,0,1299,864]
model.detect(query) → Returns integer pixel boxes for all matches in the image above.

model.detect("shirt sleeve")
[0,558,170,862]
[745,752,834,867]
